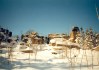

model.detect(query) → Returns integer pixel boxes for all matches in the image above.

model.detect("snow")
[0,44,99,70]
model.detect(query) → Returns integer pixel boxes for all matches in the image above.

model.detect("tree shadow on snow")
[0,57,99,70]
[12,59,56,70]
[0,56,14,69]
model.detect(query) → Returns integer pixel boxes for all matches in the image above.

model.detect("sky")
[0,0,99,36]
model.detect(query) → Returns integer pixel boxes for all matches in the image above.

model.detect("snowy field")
[0,44,99,70]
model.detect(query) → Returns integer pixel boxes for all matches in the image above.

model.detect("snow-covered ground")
[0,44,99,70]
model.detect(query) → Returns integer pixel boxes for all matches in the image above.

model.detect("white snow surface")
[0,43,99,70]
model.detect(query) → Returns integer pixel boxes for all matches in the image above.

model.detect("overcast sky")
[0,0,99,36]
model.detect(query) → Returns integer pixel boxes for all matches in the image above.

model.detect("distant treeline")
[0,27,12,43]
